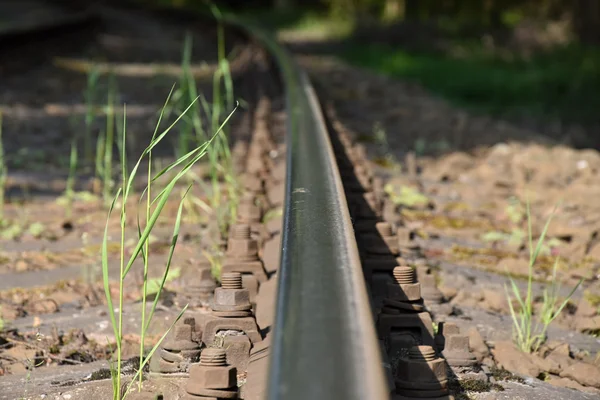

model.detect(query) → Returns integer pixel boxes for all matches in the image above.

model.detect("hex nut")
[396,357,447,387]
[238,200,261,223]
[227,237,258,261]
[187,364,237,390]
[211,287,251,312]
[386,282,422,302]
[396,226,413,246]
[364,233,399,255]
[441,322,461,336]
[443,334,477,367]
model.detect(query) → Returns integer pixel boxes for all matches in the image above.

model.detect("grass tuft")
[504,198,583,353]
[100,88,237,398]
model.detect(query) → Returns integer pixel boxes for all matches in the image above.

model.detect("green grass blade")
[552,278,583,322]
[144,185,191,332]
[121,180,175,279]
[531,206,557,265]
[122,86,176,202]
[101,189,122,344]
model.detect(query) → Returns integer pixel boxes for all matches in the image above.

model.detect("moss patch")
[490,366,526,384]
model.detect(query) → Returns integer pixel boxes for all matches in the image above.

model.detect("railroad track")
[0,2,480,400]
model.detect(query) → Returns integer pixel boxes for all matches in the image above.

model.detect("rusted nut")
[396,346,448,393]
[442,334,477,367]
[237,194,262,224]
[396,226,414,247]
[227,224,259,261]
[186,348,237,398]
[186,268,217,307]
[377,312,435,347]
[211,288,252,312]
[364,222,400,255]
[210,273,252,316]
[387,283,421,302]
[386,266,421,301]
[420,274,444,304]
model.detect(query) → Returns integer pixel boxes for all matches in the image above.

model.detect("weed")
[84,65,100,162]
[101,89,237,398]
[504,200,583,353]
[0,113,6,222]
[103,75,118,207]
[64,138,78,219]
[168,13,239,241]
[384,183,430,208]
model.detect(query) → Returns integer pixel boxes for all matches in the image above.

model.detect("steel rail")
[230,23,390,400]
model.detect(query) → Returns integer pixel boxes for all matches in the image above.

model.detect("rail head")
[239,26,389,400]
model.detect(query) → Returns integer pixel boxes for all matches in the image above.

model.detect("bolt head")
[187,364,237,390]
[227,237,258,260]
[213,287,251,307]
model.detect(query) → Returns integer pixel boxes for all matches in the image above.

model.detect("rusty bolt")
[393,266,414,284]
[387,266,421,301]
[396,345,448,392]
[364,222,399,255]
[221,272,243,289]
[237,194,261,224]
[227,224,258,261]
[186,348,237,396]
[211,272,252,315]
[420,274,444,304]
[441,325,477,367]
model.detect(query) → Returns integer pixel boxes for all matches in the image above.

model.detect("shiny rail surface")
[231,22,390,400]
